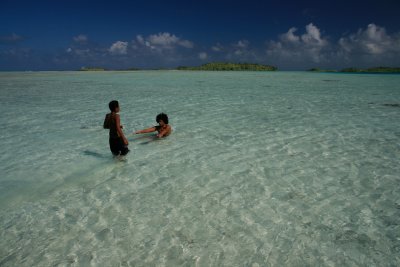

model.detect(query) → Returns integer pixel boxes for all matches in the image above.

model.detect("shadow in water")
[383,103,400,108]
[130,134,161,145]
[322,79,340,82]
[83,150,109,159]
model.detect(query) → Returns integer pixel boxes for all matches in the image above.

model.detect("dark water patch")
[0,251,18,266]
[322,79,340,82]
[96,228,112,241]
[381,215,399,227]
[335,229,376,248]
[132,134,160,145]
[80,124,101,130]
[383,103,400,108]
[83,150,109,159]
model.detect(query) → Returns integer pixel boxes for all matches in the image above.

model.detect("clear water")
[0,71,399,266]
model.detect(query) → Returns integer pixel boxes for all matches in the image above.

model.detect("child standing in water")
[104,100,129,156]
[135,113,172,138]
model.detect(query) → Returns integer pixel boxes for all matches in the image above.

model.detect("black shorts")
[109,137,129,156]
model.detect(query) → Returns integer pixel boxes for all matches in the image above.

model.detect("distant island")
[308,67,400,73]
[78,65,399,73]
[307,68,337,72]
[122,67,141,71]
[79,67,141,71]
[341,67,400,73]
[80,67,106,71]
[177,62,277,71]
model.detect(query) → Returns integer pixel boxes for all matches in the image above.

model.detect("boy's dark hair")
[109,100,119,112]
[156,113,168,124]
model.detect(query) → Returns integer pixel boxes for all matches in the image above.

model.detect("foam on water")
[0,71,399,266]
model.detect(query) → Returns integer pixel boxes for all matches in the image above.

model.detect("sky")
[1,0,400,70]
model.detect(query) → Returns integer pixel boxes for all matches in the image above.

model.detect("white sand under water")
[0,71,399,266]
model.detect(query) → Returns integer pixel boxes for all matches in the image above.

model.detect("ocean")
[0,71,399,266]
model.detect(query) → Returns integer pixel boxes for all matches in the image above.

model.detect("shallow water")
[0,71,399,266]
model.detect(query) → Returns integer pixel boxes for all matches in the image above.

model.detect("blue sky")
[1,0,400,70]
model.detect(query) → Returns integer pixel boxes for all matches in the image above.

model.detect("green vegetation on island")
[308,66,400,73]
[340,67,400,73]
[76,65,400,73]
[177,62,277,71]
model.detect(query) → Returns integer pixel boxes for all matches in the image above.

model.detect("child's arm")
[116,114,129,145]
[135,127,156,134]
[157,125,171,138]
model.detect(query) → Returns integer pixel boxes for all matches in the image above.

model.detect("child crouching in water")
[104,100,129,156]
[135,113,172,138]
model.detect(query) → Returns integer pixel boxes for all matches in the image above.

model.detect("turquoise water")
[0,71,399,266]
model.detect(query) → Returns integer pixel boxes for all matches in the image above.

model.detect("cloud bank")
[266,23,400,69]
[1,24,400,70]
[336,24,400,67]
[266,23,331,68]
[132,32,194,52]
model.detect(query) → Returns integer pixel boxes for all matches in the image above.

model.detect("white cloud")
[281,28,300,43]
[109,41,128,55]
[233,40,250,54]
[235,40,249,48]
[73,34,88,44]
[136,35,144,45]
[148,32,178,46]
[264,23,400,69]
[267,23,330,64]
[301,23,327,47]
[338,24,400,55]
[273,23,327,48]
[179,40,194,48]
[226,39,257,61]
[119,32,197,66]
[136,32,194,50]
[199,52,208,60]
[12,23,400,71]
[212,43,223,52]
